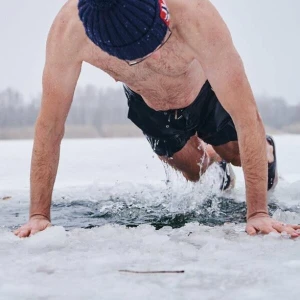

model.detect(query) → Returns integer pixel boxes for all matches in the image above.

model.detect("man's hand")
[14,215,51,238]
[246,212,300,238]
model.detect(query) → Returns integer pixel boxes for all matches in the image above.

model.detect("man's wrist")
[30,213,51,222]
[247,210,269,220]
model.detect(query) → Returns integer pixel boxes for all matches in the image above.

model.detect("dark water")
[2,186,300,231]
[2,196,295,231]
[51,197,292,230]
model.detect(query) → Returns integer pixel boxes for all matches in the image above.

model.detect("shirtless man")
[14,0,300,238]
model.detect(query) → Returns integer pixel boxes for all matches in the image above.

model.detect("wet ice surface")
[1,136,300,300]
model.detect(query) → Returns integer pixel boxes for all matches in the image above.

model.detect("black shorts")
[124,81,238,157]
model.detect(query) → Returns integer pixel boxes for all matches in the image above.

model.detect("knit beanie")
[78,0,170,60]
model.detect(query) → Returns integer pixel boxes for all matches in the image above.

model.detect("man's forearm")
[236,116,268,218]
[29,124,62,221]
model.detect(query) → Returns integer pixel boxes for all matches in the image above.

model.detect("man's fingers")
[246,224,257,236]
[247,217,300,238]
[273,223,300,238]
[260,226,277,235]
[13,228,21,236]
[272,223,286,233]
[18,228,31,238]
[283,227,299,238]
[290,225,300,230]
[30,228,42,236]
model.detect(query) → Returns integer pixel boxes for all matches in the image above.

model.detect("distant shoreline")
[0,124,143,140]
[1,124,299,140]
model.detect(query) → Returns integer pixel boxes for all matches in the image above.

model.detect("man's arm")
[181,0,267,215]
[180,0,300,235]
[14,6,84,237]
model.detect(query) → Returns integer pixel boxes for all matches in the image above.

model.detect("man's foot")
[266,135,278,191]
[218,160,236,191]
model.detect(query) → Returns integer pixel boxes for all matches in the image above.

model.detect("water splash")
[4,165,300,232]
[48,194,287,231]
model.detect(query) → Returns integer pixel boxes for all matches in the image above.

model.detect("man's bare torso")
[62,0,207,111]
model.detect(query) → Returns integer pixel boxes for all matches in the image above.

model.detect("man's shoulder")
[48,0,87,56]
[170,0,217,21]
[169,0,217,36]
[168,0,207,15]
[170,0,227,42]
[52,0,85,37]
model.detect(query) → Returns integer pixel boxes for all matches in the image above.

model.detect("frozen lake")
[1,136,300,300]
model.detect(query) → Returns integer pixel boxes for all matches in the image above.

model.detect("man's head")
[78,0,171,64]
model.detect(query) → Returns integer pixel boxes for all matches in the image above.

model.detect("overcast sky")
[0,0,299,103]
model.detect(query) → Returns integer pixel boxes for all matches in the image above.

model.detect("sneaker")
[266,135,278,191]
[218,160,236,191]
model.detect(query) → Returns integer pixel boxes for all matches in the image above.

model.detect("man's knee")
[182,171,200,182]
[227,154,241,167]
[213,142,241,166]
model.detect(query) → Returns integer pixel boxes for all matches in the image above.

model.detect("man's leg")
[159,137,274,188]
[212,140,274,167]
[159,135,221,182]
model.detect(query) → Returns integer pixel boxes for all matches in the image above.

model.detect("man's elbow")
[234,108,265,136]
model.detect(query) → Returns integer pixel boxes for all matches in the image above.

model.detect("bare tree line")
[0,85,300,139]
[0,85,129,129]
[256,95,300,131]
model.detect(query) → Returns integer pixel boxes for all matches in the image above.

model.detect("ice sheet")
[1,136,300,299]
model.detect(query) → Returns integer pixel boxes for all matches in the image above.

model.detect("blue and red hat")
[78,0,170,61]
